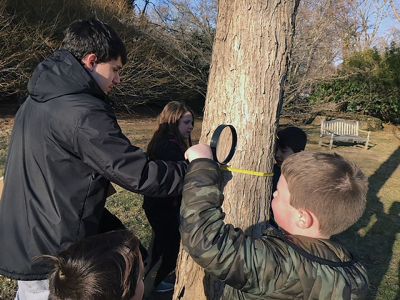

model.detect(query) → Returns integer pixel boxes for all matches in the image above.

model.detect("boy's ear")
[82,53,97,71]
[295,209,313,229]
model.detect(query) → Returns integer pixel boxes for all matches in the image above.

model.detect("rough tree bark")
[173,1,300,299]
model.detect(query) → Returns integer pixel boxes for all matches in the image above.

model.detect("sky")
[379,15,399,38]
[134,0,400,43]
[370,0,400,41]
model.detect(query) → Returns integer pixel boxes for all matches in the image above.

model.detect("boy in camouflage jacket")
[181,147,369,299]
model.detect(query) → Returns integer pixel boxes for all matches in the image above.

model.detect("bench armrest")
[358,129,370,134]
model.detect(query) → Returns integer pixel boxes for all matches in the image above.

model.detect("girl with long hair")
[143,101,194,293]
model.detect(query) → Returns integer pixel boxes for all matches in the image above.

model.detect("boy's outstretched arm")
[180,152,288,295]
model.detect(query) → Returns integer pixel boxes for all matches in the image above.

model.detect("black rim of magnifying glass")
[210,124,237,165]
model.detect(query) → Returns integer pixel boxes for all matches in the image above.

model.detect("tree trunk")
[173,1,300,299]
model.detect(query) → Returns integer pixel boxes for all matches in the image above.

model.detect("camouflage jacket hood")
[179,159,368,300]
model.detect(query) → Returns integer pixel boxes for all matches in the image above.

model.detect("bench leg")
[329,134,334,150]
[364,132,370,150]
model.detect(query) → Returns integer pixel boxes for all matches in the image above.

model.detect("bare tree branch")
[388,0,400,22]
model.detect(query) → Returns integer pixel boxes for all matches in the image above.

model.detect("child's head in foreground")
[43,230,144,300]
[275,126,307,166]
[272,152,368,239]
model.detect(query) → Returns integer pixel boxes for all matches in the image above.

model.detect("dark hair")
[282,152,368,236]
[277,126,307,153]
[147,101,194,159]
[40,230,141,300]
[60,19,127,64]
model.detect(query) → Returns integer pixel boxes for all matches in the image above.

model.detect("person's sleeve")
[73,108,187,197]
[180,159,290,295]
[153,139,185,162]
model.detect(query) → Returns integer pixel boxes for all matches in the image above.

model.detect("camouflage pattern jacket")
[180,159,368,300]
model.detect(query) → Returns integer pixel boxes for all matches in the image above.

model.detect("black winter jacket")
[143,135,186,211]
[0,50,186,280]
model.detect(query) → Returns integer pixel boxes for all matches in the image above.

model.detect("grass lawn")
[0,116,399,299]
[305,124,400,300]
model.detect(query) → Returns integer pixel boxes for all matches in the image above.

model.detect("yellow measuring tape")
[220,166,274,177]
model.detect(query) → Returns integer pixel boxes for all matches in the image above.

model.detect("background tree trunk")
[173,1,300,299]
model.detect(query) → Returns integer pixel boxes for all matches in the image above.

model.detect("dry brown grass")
[297,123,400,300]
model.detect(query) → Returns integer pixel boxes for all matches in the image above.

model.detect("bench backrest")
[320,119,359,136]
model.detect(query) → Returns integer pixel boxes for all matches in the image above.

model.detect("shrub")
[309,44,400,123]
[0,0,211,110]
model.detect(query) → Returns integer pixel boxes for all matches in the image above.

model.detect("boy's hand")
[185,144,213,162]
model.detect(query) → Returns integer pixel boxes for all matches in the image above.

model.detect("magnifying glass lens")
[216,128,234,163]
[210,125,237,165]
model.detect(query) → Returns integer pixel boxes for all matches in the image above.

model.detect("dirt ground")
[0,115,399,299]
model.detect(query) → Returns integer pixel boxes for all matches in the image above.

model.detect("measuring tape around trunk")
[210,125,273,177]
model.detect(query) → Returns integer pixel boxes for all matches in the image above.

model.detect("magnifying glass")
[210,124,237,165]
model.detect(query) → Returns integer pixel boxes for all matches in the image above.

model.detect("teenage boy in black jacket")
[0,19,186,299]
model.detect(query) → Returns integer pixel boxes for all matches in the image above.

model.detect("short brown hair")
[61,19,127,64]
[39,230,141,300]
[281,152,368,236]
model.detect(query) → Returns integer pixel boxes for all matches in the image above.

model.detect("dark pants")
[144,205,180,287]
[99,208,148,261]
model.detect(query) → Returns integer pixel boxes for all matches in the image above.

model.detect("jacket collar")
[264,223,356,266]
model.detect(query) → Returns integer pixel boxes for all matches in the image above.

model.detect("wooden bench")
[319,119,371,150]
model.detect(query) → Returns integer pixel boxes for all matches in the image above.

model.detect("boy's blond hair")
[281,152,368,236]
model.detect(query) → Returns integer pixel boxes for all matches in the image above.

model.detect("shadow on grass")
[335,146,400,300]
